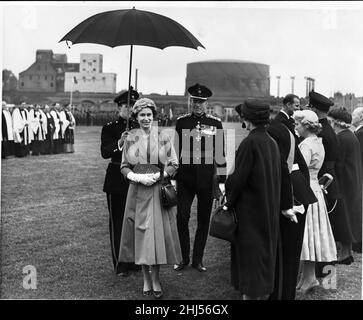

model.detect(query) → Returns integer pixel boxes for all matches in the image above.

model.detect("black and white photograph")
[0,1,362,303]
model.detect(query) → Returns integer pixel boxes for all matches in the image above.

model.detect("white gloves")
[281,208,298,223]
[127,172,156,186]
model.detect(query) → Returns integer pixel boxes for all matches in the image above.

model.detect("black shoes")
[192,262,207,272]
[174,261,188,271]
[337,256,354,265]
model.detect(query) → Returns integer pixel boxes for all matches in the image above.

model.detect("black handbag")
[209,195,237,242]
[160,167,177,209]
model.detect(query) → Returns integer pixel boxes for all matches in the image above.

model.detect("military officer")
[101,88,141,277]
[174,83,226,272]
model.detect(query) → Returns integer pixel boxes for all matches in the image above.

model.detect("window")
[93,59,96,63]
[50,82,54,87]
[83,68,85,71]
[88,62,92,66]
[45,75,47,80]
[92,77,96,82]
[29,75,32,80]
[93,68,96,72]
[21,82,24,87]
[83,59,86,63]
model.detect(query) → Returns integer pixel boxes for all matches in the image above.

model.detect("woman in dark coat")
[328,107,362,263]
[224,100,281,300]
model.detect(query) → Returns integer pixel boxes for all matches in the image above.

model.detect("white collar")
[280,109,290,119]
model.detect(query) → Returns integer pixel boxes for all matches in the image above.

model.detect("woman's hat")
[132,98,157,115]
[235,100,270,124]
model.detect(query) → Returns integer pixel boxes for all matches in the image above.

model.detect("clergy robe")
[50,109,61,154]
[225,127,281,297]
[12,107,29,157]
[2,108,14,158]
[43,112,55,155]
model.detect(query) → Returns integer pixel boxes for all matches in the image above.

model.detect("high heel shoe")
[143,290,153,296]
[153,289,163,299]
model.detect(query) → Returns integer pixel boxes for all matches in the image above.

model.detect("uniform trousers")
[176,181,214,265]
[106,193,140,273]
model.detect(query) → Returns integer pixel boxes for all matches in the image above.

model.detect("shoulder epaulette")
[206,114,222,122]
[177,113,191,121]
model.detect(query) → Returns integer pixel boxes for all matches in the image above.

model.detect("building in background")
[18,50,79,93]
[64,54,116,94]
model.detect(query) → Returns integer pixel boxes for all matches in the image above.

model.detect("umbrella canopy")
[59,7,205,128]
[60,8,205,50]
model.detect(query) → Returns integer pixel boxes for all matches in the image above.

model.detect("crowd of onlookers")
[1,101,76,158]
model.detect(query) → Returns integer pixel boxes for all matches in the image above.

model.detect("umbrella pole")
[126,44,133,131]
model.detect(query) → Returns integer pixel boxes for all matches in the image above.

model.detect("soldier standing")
[174,83,226,272]
[101,88,141,276]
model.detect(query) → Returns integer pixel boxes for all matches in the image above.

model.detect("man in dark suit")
[268,94,316,300]
[352,107,363,253]
[174,83,226,272]
[308,91,342,276]
[101,88,141,277]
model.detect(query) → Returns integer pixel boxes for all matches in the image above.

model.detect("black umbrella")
[59,7,205,129]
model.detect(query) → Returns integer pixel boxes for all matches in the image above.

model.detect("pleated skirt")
[300,183,337,262]
[119,181,182,265]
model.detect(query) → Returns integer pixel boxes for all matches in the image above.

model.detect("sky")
[1,1,363,98]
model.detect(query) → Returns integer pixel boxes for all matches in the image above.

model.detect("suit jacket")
[273,112,316,206]
[101,117,138,193]
[267,119,294,210]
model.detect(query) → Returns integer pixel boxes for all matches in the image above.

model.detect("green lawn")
[0,124,361,299]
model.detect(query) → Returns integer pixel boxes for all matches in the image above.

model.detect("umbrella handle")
[126,45,134,131]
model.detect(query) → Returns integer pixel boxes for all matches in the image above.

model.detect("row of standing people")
[100,86,362,300]
[1,102,76,158]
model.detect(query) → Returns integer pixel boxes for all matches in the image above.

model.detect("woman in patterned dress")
[294,110,337,293]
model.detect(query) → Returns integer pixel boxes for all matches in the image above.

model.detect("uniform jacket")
[174,112,226,188]
[101,117,138,193]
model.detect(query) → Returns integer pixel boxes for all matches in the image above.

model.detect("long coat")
[119,126,182,265]
[225,127,281,297]
[333,129,362,244]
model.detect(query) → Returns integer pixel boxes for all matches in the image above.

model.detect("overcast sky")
[1,1,363,98]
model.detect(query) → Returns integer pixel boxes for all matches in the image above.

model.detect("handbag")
[160,166,177,209]
[209,195,237,242]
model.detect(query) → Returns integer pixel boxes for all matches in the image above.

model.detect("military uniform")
[174,84,226,272]
[101,89,140,275]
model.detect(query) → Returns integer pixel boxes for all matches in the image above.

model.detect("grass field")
[0,124,361,300]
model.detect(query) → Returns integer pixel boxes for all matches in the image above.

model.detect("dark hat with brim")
[309,91,334,112]
[114,87,139,106]
[188,83,212,100]
[235,100,270,125]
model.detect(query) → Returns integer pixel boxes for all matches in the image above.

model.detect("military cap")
[309,91,334,112]
[114,87,139,106]
[187,83,212,100]
[235,100,270,125]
